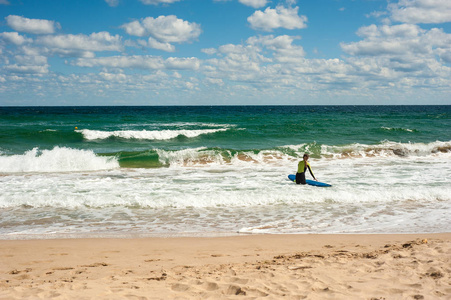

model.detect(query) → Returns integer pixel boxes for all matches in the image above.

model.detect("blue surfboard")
[288,174,332,187]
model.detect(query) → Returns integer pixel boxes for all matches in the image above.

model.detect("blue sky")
[0,0,450,105]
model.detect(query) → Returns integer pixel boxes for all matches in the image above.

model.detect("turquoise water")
[0,106,450,238]
[1,106,449,167]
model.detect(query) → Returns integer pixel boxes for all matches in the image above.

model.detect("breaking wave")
[317,140,451,158]
[1,140,450,172]
[0,147,119,173]
[116,140,451,168]
[77,128,230,140]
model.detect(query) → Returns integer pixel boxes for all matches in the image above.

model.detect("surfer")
[296,153,317,184]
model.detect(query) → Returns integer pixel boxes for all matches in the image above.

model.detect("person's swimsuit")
[296,161,315,185]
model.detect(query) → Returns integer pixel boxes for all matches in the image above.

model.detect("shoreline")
[1,230,451,241]
[1,233,450,299]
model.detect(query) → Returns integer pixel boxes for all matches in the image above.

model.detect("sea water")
[0,106,450,239]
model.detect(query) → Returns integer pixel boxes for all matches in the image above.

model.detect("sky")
[0,0,450,106]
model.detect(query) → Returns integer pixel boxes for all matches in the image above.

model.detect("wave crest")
[2,141,449,172]
[0,147,119,173]
[380,127,418,133]
[318,141,451,158]
[115,140,451,168]
[78,128,229,140]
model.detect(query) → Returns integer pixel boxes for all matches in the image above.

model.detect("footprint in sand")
[171,283,190,292]
[226,277,249,285]
[225,285,246,295]
[16,274,31,280]
[202,282,219,291]
[246,288,269,297]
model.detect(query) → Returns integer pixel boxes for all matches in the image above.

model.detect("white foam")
[381,126,415,132]
[78,128,229,140]
[156,147,228,167]
[281,140,451,159]
[157,122,234,128]
[1,163,449,238]
[1,159,449,209]
[153,140,451,169]
[1,141,450,238]
[0,147,119,173]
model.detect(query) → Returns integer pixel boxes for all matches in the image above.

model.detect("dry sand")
[0,233,450,299]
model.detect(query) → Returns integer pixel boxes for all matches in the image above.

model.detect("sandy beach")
[0,233,450,299]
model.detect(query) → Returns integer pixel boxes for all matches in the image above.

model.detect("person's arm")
[307,164,317,181]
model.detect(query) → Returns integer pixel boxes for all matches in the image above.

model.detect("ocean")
[0,106,450,239]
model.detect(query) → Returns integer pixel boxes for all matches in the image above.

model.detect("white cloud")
[75,55,164,69]
[19,46,42,57]
[1,0,450,105]
[2,51,49,75]
[147,37,176,52]
[105,0,119,7]
[205,77,224,86]
[14,55,47,66]
[367,10,387,19]
[247,35,306,62]
[74,55,200,70]
[121,21,146,37]
[0,0,10,5]
[4,64,49,74]
[200,26,451,95]
[340,24,448,58]
[423,28,451,63]
[165,57,200,70]
[239,0,268,9]
[184,81,196,90]
[0,32,32,45]
[212,43,265,73]
[99,72,127,82]
[389,0,451,24]
[6,15,60,34]
[339,23,451,87]
[201,48,217,55]
[37,32,123,57]
[248,6,307,31]
[139,0,181,5]
[122,15,201,43]
[440,52,451,63]
[203,35,308,82]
